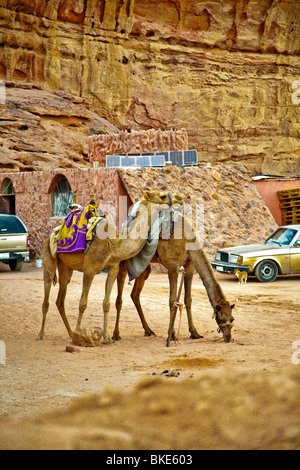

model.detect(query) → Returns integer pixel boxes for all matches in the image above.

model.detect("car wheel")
[255,260,278,283]
[9,259,23,272]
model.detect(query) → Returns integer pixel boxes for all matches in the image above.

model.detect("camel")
[113,212,235,344]
[37,190,183,344]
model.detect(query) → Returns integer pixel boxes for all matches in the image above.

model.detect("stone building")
[0,167,131,259]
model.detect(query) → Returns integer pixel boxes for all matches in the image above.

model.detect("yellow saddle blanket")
[49,215,103,259]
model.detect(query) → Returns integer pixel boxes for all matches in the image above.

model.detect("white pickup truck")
[0,212,30,271]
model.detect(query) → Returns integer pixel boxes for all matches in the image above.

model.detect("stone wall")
[88,128,189,166]
[0,1,299,175]
[0,168,121,258]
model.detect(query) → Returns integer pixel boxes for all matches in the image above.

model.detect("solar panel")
[121,156,136,167]
[155,151,169,160]
[183,150,198,166]
[151,155,166,167]
[106,155,120,167]
[106,151,198,167]
[136,156,151,167]
[169,151,184,166]
[105,154,166,168]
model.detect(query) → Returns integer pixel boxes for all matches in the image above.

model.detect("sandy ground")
[0,262,299,449]
[1,261,299,416]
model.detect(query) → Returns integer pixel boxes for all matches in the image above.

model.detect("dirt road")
[0,261,299,421]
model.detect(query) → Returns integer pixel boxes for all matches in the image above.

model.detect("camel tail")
[43,237,58,286]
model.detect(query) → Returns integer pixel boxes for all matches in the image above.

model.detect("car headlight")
[216,252,221,261]
[230,254,243,264]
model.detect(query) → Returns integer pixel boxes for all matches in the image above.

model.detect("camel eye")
[161,195,167,200]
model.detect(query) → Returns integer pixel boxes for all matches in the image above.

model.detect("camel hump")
[144,190,183,206]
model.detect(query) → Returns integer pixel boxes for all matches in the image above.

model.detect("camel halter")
[213,311,234,334]
[217,322,234,334]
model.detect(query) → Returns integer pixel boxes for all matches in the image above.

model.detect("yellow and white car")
[212,225,300,282]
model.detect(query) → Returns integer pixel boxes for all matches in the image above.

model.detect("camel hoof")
[144,329,156,337]
[112,333,121,341]
[190,331,204,340]
[36,333,45,341]
[103,336,115,344]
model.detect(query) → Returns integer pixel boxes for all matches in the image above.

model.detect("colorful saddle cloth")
[56,206,89,254]
[56,203,102,254]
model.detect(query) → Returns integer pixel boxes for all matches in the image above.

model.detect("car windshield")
[0,215,27,234]
[265,228,297,246]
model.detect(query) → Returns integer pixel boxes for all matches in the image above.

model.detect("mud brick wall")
[88,129,189,166]
[0,168,121,259]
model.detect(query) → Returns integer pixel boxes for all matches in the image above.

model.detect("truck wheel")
[255,260,278,283]
[9,259,24,272]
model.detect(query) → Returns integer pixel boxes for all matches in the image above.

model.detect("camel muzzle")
[218,321,234,343]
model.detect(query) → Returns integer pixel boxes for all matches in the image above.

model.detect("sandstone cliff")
[0,82,118,171]
[0,1,300,174]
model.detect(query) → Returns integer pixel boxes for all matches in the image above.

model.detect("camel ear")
[231,304,235,310]
[144,191,152,200]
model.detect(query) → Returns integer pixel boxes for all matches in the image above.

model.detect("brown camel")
[37,190,183,344]
[113,213,235,345]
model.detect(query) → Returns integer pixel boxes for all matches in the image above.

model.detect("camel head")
[143,190,183,209]
[214,301,235,343]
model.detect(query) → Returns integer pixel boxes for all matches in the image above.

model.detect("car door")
[290,234,300,273]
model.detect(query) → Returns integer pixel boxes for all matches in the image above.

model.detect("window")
[0,178,15,214]
[1,178,14,194]
[0,214,27,234]
[50,175,73,217]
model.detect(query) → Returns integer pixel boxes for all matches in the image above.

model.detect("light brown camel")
[113,213,235,345]
[37,190,183,344]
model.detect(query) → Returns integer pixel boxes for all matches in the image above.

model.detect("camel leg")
[166,264,179,347]
[184,261,203,339]
[76,270,95,332]
[131,265,155,337]
[131,265,155,336]
[37,240,57,341]
[55,260,73,339]
[113,262,127,341]
[103,264,119,344]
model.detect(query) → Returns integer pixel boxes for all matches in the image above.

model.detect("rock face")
[0,1,300,175]
[0,83,118,172]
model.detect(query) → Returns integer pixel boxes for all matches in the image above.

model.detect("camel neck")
[188,246,226,309]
